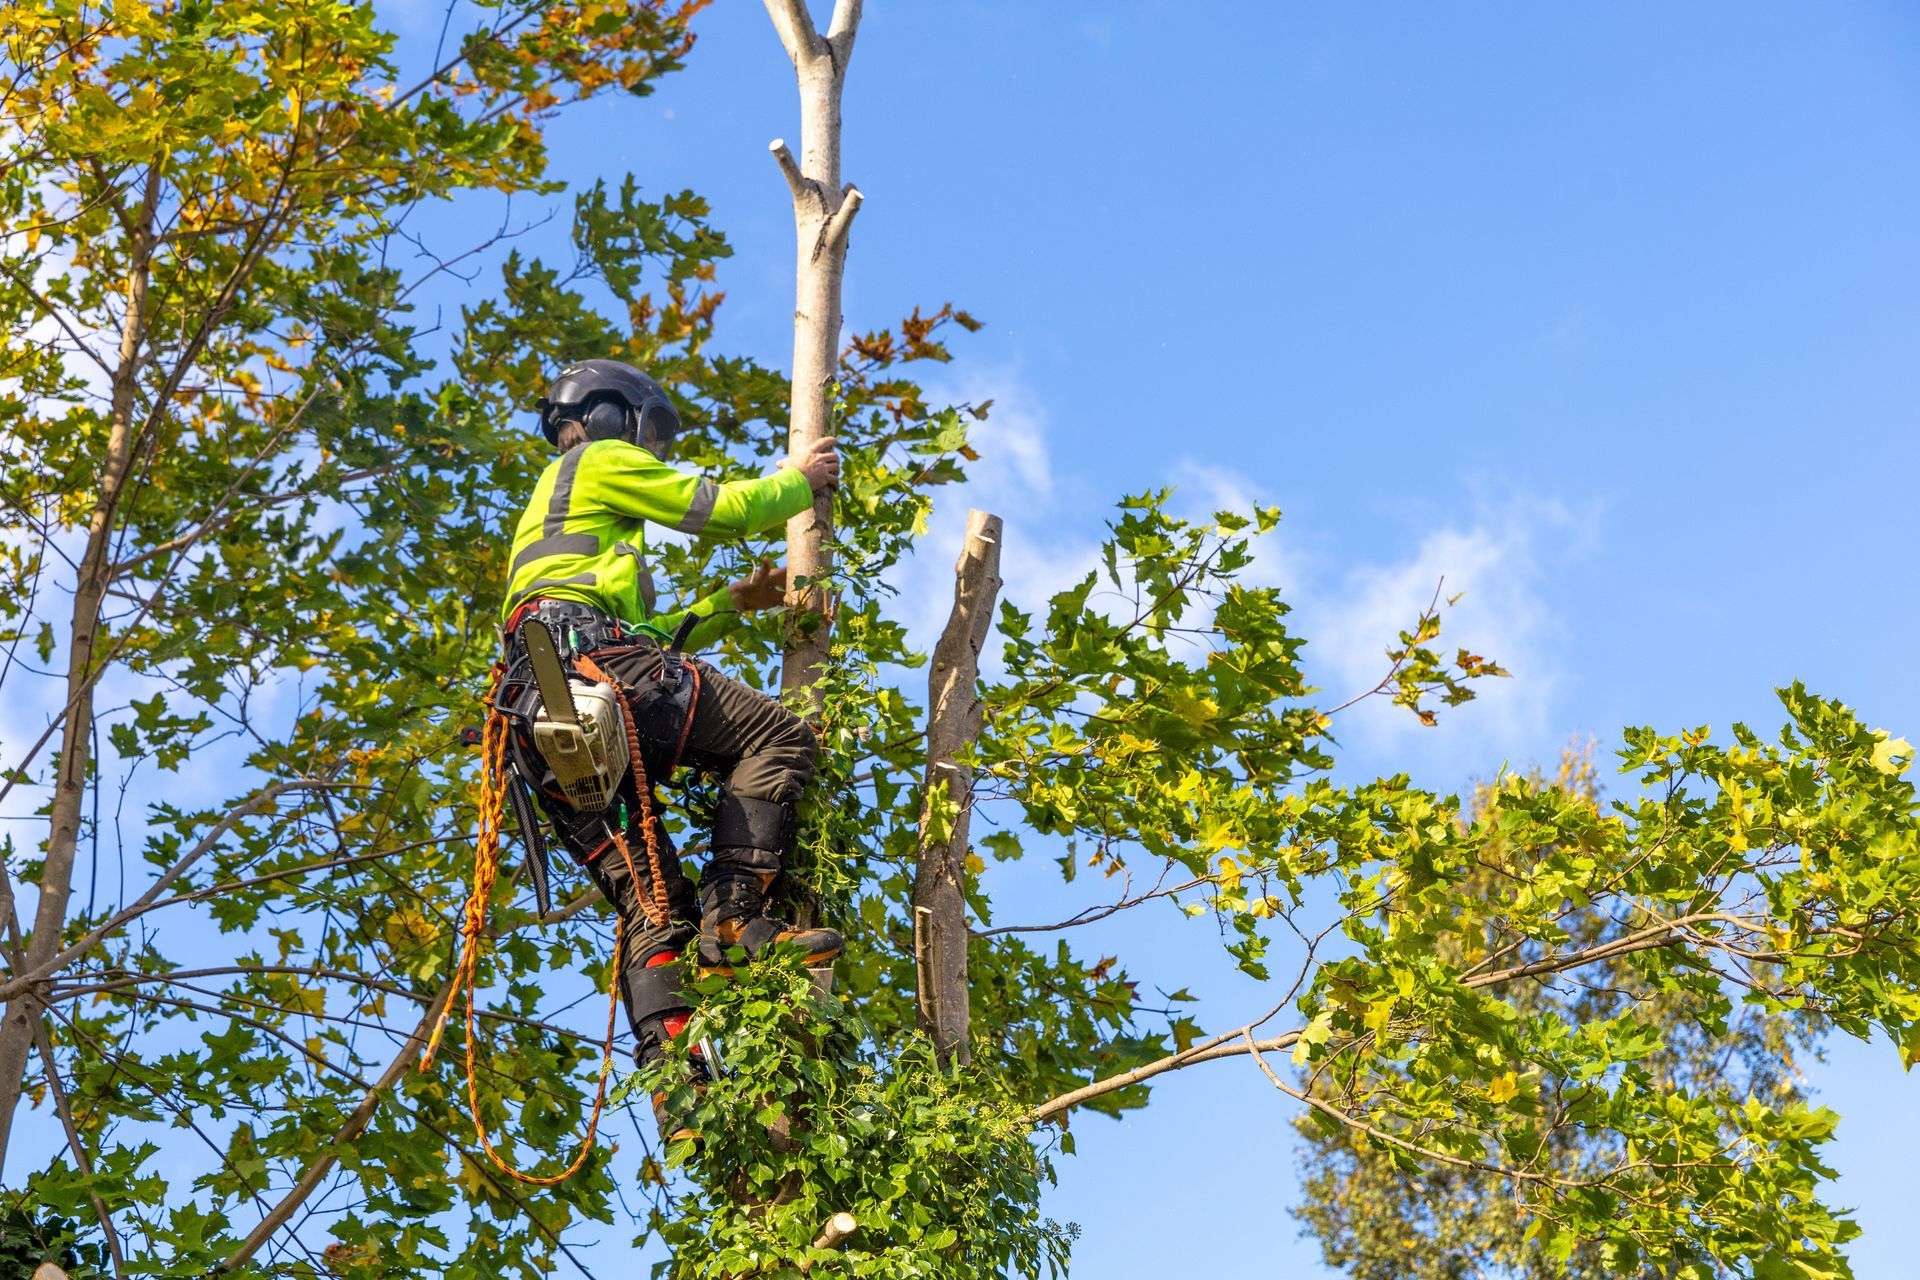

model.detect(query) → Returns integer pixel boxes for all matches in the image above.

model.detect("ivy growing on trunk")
[1,4,1915,1279]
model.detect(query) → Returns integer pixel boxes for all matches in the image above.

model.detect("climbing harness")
[419,608,705,1186]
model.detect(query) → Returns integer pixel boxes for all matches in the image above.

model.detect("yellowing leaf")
[1292,1010,1332,1065]
[1486,1071,1519,1104]
[1168,687,1221,723]
[1871,735,1913,775]
[384,907,438,953]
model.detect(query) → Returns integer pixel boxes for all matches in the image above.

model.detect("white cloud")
[1169,460,1312,594]
[899,367,1095,673]
[1164,462,1585,771]
[886,372,1584,776]
[1297,497,1582,769]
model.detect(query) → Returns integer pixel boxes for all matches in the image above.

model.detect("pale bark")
[912,511,1002,1066]
[763,0,865,700]
[1028,1029,1304,1126]
[798,1212,859,1270]
[0,170,160,1170]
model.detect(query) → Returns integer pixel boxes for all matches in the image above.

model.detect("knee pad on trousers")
[712,792,793,852]
[620,957,692,1031]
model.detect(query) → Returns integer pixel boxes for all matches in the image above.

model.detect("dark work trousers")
[545,641,818,1041]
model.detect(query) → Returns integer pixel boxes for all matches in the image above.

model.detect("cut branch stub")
[769,138,810,205]
[799,1211,859,1269]
[914,510,1004,1066]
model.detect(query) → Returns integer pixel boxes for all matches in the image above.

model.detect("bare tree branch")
[820,184,862,255]
[765,0,863,700]
[914,510,1001,1065]
[0,779,350,1001]
[762,0,825,63]
[971,870,1207,939]
[768,137,811,205]
[1028,917,1698,1124]
[825,0,862,53]
[217,975,457,1273]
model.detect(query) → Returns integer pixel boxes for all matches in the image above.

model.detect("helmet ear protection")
[579,396,632,443]
[535,359,682,457]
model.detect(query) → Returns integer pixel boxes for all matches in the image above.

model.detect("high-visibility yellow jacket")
[501,439,814,649]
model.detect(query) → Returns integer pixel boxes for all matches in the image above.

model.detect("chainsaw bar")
[522,620,578,725]
[504,765,553,917]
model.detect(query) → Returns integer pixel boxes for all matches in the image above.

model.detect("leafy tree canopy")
[1,4,1914,1279]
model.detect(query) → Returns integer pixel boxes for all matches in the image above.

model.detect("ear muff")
[581,398,632,442]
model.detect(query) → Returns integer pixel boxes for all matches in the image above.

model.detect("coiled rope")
[419,652,690,1187]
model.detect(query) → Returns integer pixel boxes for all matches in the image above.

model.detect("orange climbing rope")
[420,707,621,1187]
[576,652,677,932]
[419,651,698,1187]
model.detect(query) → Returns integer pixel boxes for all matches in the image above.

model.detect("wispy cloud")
[891,374,1586,777]
[1302,499,1578,765]
[899,367,1094,672]
[1171,463,1587,773]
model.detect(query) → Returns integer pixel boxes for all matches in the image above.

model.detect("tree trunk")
[913,511,1003,1067]
[0,172,159,1170]
[763,0,864,703]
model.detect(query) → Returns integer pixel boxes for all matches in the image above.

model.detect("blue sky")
[381,1,1920,1273]
[10,2,1909,1275]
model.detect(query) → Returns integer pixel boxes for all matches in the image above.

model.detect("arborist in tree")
[491,358,843,1136]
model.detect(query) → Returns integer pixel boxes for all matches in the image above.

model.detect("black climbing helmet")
[535,358,682,455]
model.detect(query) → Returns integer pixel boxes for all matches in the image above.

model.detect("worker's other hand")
[728,559,787,612]
[782,435,840,491]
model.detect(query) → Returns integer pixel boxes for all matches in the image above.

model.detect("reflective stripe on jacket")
[501,439,814,648]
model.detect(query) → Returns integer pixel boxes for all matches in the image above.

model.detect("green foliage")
[1292,749,1825,1280]
[0,1203,110,1280]
[1261,689,1918,1279]
[624,956,1071,1279]
[3,3,1916,1279]
[3,3,1139,1273]
[983,496,1326,984]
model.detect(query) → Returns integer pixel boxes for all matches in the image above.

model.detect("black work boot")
[697,847,843,975]
[636,1012,710,1144]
